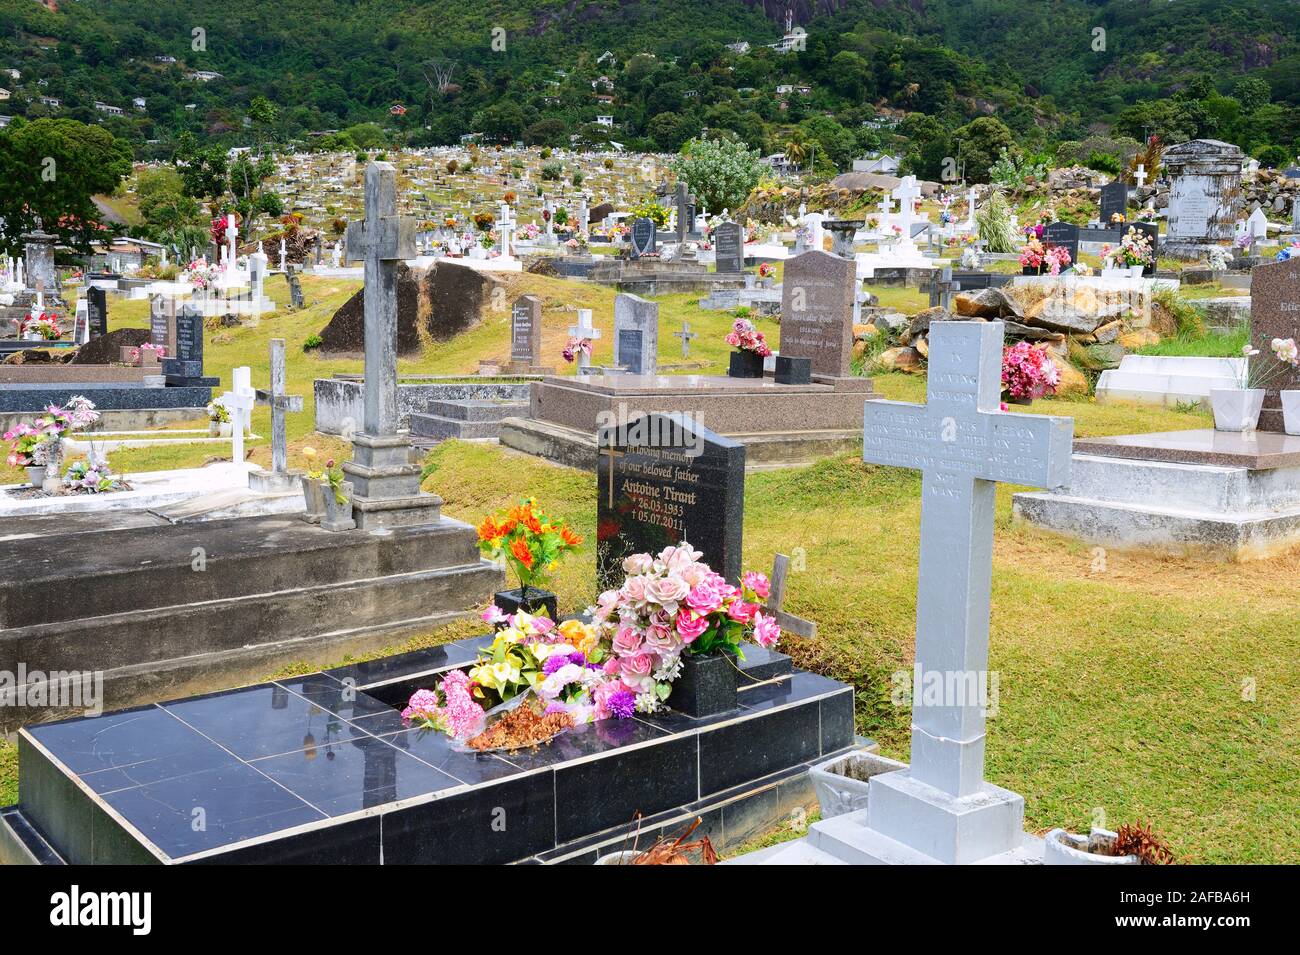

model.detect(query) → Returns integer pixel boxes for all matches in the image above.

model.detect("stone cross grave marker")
[853,320,1072,862]
[763,553,816,639]
[1133,164,1147,190]
[673,181,697,242]
[613,292,658,375]
[224,218,238,274]
[511,294,542,366]
[596,412,745,592]
[221,366,256,467]
[286,265,304,309]
[928,266,959,310]
[252,338,304,489]
[567,308,601,373]
[497,202,516,261]
[780,249,856,378]
[341,161,440,529]
[893,176,922,253]
[1249,257,1300,432]
[673,320,697,358]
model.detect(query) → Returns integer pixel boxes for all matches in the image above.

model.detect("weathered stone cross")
[254,338,303,480]
[763,553,816,639]
[672,320,697,358]
[862,321,1072,801]
[344,160,416,436]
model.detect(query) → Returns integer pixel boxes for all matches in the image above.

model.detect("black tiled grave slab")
[14,662,854,864]
[250,734,460,816]
[162,682,383,760]
[101,762,325,858]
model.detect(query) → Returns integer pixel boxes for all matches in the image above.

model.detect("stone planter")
[320,479,356,532]
[493,587,558,622]
[670,651,737,717]
[300,475,325,525]
[1281,390,1300,436]
[728,350,765,379]
[1043,828,1140,866]
[1210,388,1265,431]
[809,749,908,819]
[24,465,47,488]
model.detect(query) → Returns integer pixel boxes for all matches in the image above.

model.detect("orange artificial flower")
[498,518,518,536]
[524,514,543,534]
[560,527,583,547]
[477,517,499,541]
[510,537,534,569]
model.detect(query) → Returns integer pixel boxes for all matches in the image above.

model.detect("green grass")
[1136,328,1250,358]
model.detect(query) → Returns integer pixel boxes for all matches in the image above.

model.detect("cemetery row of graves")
[0,139,1297,866]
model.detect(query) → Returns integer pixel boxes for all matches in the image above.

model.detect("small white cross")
[1134,164,1148,190]
[567,308,601,371]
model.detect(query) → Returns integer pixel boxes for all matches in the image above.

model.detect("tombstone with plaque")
[1041,222,1080,272]
[596,412,745,591]
[162,306,219,387]
[629,218,656,259]
[713,221,744,273]
[779,250,856,378]
[86,287,108,339]
[613,293,658,375]
[1099,181,1128,227]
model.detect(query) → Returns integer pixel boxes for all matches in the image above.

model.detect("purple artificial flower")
[543,654,568,676]
[609,690,636,720]
[568,651,587,667]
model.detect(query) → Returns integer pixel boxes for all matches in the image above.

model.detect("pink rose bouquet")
[725,317,772,357]
[1002,341,1060,401]
[590,543,780,714]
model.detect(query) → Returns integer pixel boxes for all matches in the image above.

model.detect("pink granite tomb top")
[1075,428,1300,470]
[541,372,872,396]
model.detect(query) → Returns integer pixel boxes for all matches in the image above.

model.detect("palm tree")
[784,132,809,171]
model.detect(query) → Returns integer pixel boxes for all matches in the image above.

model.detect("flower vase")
[300,474,325,524]
[1210,388,1265,432]
[41,444,62,494]
[24,465,47,488]
[728,350,765,379]
[1281,391,1300,436]
[671,651,737,717]
[493,586,558,622]
[219,422,233,438]
[1043,828,1140,866]
[208,421,220,437]
[320,479,355,532]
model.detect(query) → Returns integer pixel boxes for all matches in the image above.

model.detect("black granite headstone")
[287,266,305,309]
[597,412,745,591]
[630,218,656,259]
[86,287,108,338]
[617,328,644,374]
[713,221,743,273]
[1099,181,1128,226]
[1131,221,1160,275]
[162,307,218,386]
[1042,222,1080,271]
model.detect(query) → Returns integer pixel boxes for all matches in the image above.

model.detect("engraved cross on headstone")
[254,338,303,479]
[861,321,1073,800]
[673,320,697,358]
[344,161,416,436]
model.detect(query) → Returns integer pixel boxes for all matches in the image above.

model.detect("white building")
[852,153,902,175]
[133,97,147,111]
[596,115,614,128]
[768,29,808,54]
[726,41,751,55]
[94,102,125,116]
[0,88,9,101]
[188,70,224,82]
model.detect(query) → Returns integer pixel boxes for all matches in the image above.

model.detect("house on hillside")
[726,41,751,55]
[852,153,901,175]
[94,102,125,116]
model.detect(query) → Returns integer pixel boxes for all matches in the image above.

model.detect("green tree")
[0,118,133,255]
[951,117,1016,183]
[669,136,764,213]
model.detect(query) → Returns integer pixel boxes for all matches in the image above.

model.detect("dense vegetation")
[2,0,1298,172]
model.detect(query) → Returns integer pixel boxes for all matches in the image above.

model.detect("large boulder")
[69,327,150,364]
[319,262,424,355]
[954,288,1023,320]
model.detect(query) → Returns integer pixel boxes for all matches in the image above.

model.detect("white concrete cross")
[893,176,922,252]
[225,218,238,275]
[254,338,304,477]
[672,319,697,358]
[279,238,287,272]
[875,195,894,238]
[497,202,516,261]
[862,321,1072,799]
[965,186,977,232]
[221,366,256,466]
[1134,164,1148,190]
[567,308,601,372]
[344,161,417,435]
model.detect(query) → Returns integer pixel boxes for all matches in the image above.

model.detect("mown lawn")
[4,275,1293,864]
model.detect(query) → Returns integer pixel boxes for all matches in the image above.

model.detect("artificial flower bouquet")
[302,447,347,504]
[1002,341,1061,402]
[562,336,593,363]
[1019,239,1071,275]
[4,422,50,469]
[757,262,775,280]
[126,343,167,366]
[63,458,127,494]
[20,312,63,340]
[4,396,99,467]
[725,317,773,356]
[590,543,780,715]
[185,258,219,291]
[1101,227,1154,270]
[206,401,231,424]
[476,499,583,599]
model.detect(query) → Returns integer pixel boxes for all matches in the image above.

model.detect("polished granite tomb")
[500,371,875,470]
[1,637,855,864]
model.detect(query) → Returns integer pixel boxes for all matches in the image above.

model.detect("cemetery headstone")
[630,217,656,259]
[162,305,218,386]
[596,412,745,591]
[846,320,1073,863]
[613,293,659,375]
[1164,139,1246,247]
[150,293,178,357]
[286,266,305,308]
[713,221,744,273]
[86,286,108,338]
[1042,221,1080,271]
[1131,221,1160,275]
[1249,257,1300,432]
[250,338,305,492]
[22,225,57,297]
[510,294,543,366]
[1099,180,1128,226]
[780,249,856,378]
